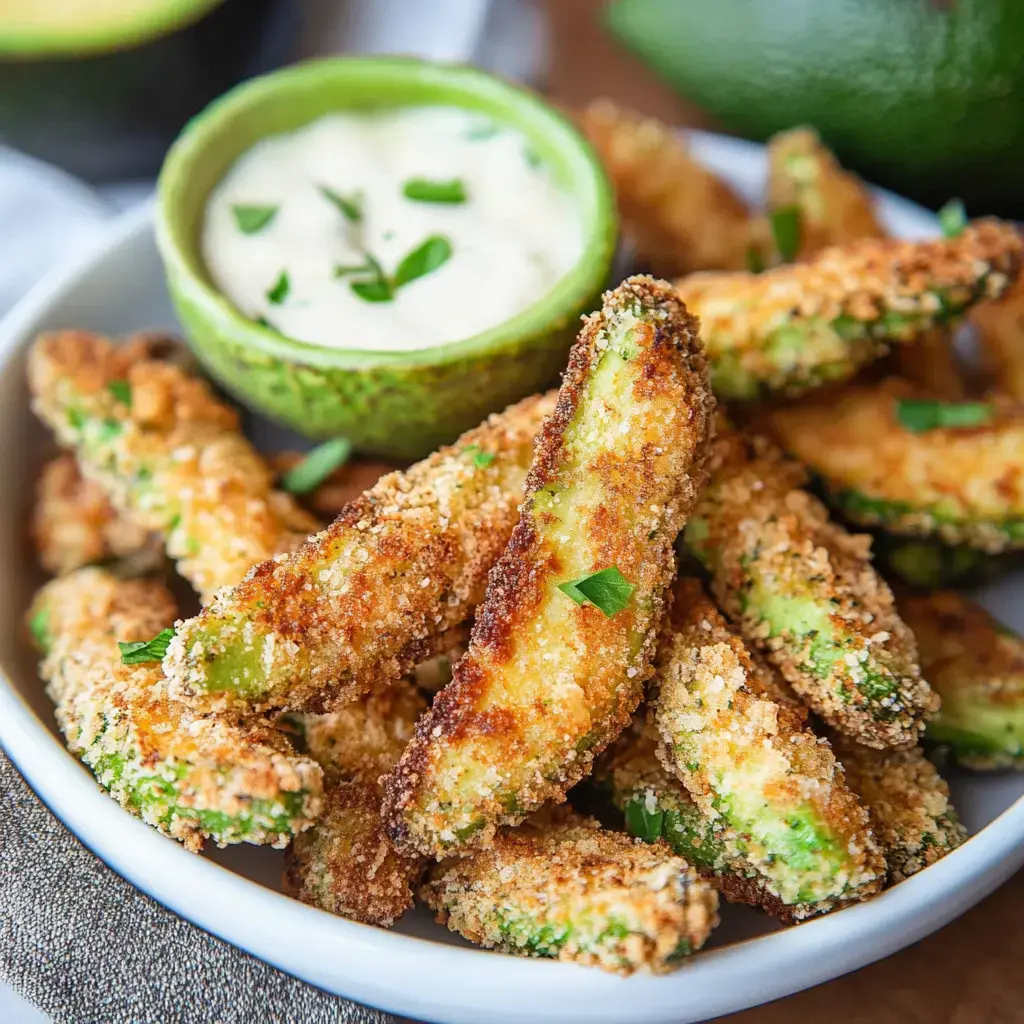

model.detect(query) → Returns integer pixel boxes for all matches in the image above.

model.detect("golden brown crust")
[32,569,322,851]
[767,377,1024,551]
[580,99,755,275]
[383,277,716,857]
[690,428,935,747]
[828,733,967,883]
[166,391,556,714]
[32,453,159,576]
[283,780,424,926]
[28,331,319,600]
[421,808,719,974]
[654,579,885,909]
[766,126,885,261]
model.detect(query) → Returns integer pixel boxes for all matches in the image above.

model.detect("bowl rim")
[155,55,617,371]
[4,139,1024,1024]
[0,0,222,57]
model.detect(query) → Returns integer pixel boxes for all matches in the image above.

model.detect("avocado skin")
[607,0,1024,218]
[167,275,601,460]
[0,0,298,182]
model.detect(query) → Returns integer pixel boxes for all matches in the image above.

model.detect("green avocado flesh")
[607,0,1024,217]
[0,0,221,54]
[832,487,1024,545]
[88,749,308,842]
[928,700,1024,767]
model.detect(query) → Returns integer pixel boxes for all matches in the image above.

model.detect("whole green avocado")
[607,0,1024,217]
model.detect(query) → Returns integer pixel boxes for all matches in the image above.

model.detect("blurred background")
[3,0,1022,318]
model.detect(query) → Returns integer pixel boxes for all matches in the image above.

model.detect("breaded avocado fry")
[653,580,885,912]
[768,378,1024,553]
[383,277,715,857]
[581,100,755,276]
[828,734,967,883]
[282,677,428,926]
[765,126,884,262]
[284,778,424,926]
[676,220,1022,398]
[422,808,718,975]
[28,331,319,601]
[28,569,323,851]
[899,591,1024,769]
[32,453,159,576]
[164,390,555,714]
[685,427,935,748]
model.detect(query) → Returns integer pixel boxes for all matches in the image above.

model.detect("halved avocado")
[0,0,298,181]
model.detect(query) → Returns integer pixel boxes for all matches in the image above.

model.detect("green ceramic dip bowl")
[156,56,617,459]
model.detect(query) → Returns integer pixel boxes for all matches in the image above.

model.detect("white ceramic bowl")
[2,133,1023,1024]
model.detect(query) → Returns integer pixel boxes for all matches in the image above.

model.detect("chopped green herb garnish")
[938,198,967,239]
[280,438,353,495]
[464,444,495,468]
[403,177,467,204]
[67,409,86,431]
[334,262,374,278]
[393,235,452,288]
[319,186,362,224]
[28,606,50,651]
[746,246,765,274]
[464,121,500,141]
[232,204,278,234]
[266,271,290,306]
[557,566,635,617]
[896,398,994,432]
[770,205,801,263]
[343,237,452,304]
[351,279,394,303]
[107,380,131,407]
[255,315,277,331]
[118,628,175,666]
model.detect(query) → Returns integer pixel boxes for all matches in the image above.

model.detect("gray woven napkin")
[0,749,399,1024]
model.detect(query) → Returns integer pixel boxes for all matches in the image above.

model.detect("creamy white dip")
[201,106,584,352]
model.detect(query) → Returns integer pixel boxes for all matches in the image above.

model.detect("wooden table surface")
[545,2,1023,1021]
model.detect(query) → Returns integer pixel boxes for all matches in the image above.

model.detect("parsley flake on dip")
[201,107,584,352]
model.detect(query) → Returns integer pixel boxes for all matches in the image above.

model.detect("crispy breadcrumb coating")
[685,427,934,747]
[765,127,884,262]
[768,378,1024,553]
[283,779,424,927]
[32,453,159,576]
[283,678,427,787]
[580,100,755,275]
[421,808,718,975]
[899,590,1024,769]
[676,220,1023,399]
[652,579,884,910]
[828,733,966,883]
[383,277,715,857]
[597,713,819,920]
[281,676,431,926]
[28,331,319,601]
[972,275,1024,400]
[164,391,556,714]
[28,569,322,851]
